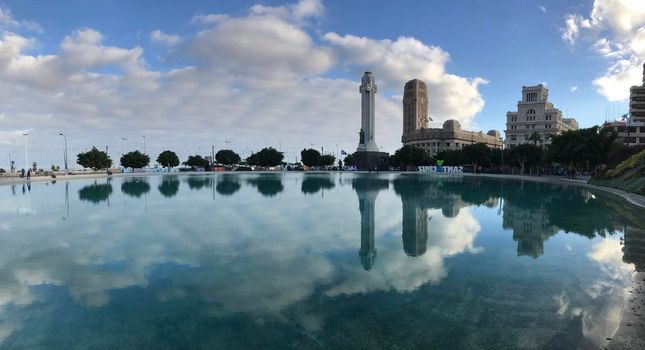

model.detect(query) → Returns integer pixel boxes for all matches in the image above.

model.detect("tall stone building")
[403,79,429,135]
[505,84,578,148]
[401,79,501,156]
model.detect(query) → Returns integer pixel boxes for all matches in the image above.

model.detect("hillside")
[590,149,645,195]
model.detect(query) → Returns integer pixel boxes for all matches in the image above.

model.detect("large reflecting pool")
[1,173,643,349]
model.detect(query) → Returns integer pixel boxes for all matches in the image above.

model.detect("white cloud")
[323,33,487,127]
[562,0,645,101]
[569,85,578,92]
[189,15,333,80]
[594,58,642,101]
[150,30,181,46]
[0,5,42,33]
[561,14,592,45]
[190,14,229,26]
[248,0,323,24]
[0,0,488,168]
[538,6,546,14]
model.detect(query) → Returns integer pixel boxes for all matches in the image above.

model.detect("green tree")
[120,150,150,169]
[462,143,491,167]
[509,144,543,174]
[157,150,180,170]
[255,147,284,167]
[183,155,209,169]
[548,126,618,173]
[434,149,464,166]
[319,154,336,167]
[246,152,259,166]
[343,153,355,166]
[300,148,321,167]
[392,145,428,169]
[215,149,241,166]
[527,132,543,146]
[77,147,113,171]
[0,168,6,174]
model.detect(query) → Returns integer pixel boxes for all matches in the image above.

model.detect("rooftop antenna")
[604,106,606,122]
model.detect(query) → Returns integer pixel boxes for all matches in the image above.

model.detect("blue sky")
[0,0,643,168]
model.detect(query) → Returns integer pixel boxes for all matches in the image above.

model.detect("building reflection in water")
[623,225,645,272]
[402,199,428,257]
[392,176,484,258]
[502,201,558,258]
[351,175,389,270]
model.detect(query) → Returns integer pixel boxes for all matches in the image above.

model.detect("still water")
[0,173,643,349]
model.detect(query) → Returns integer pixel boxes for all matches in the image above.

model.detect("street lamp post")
[142,135,146,154]
[59,133,68,175]
[121,137,127,155]
[22,132,29,171]
[500,137,504,174]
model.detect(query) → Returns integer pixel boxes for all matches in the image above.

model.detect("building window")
[446,142,450,147]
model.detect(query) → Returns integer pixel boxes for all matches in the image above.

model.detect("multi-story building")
[625,62,645,145]
[401,79,501,156]
[403,119,501,156]
[600,63,645,146]
[403,79,430,135]
[505,85,578,148]
[600,120,641,146]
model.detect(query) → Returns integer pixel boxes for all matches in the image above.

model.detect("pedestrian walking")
[26,169,31,180]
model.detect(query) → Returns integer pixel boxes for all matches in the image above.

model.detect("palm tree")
[528,132,542,146]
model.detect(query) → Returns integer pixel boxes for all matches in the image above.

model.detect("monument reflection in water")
[0,173,643,349]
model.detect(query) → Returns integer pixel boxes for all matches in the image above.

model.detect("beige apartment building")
[505,85,578,147]
[600,63,645,145]
[626,62,645,145]
[401,79,501,156]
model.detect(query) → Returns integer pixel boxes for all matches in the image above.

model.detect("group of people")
[18,168,31,180]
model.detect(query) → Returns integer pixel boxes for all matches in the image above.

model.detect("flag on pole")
[341,150,347,155]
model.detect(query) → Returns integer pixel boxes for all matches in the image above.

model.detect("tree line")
[72,126,630,175]
[386,127,626,175]
[75,147,292,171]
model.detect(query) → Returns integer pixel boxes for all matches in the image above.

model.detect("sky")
[0,0,644,169]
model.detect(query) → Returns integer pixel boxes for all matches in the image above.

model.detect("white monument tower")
[358,72,380,152]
